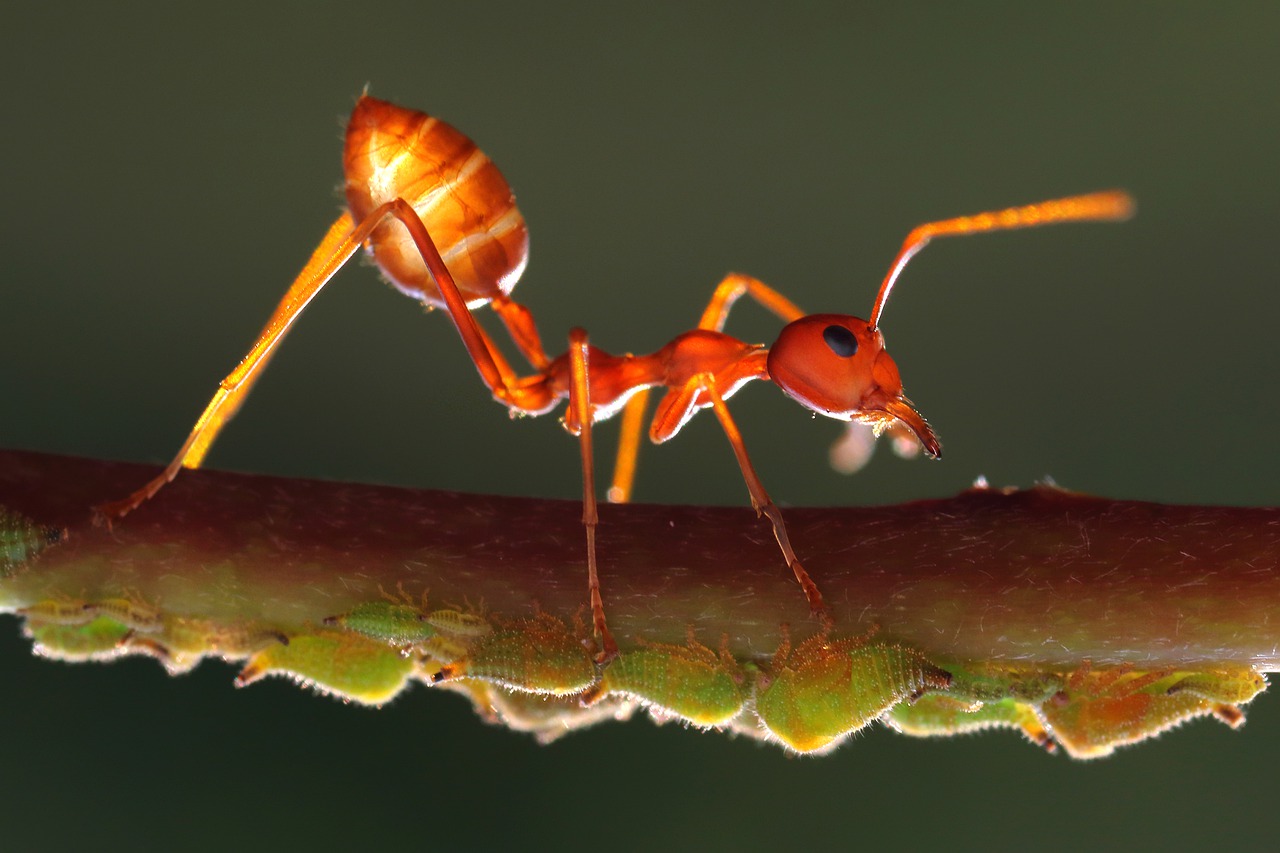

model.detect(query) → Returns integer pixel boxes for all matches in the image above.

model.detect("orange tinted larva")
[18,597,92,626]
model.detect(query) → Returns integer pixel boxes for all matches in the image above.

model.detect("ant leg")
[469,320,522,390]
[696,374,828,616]
[99,195,552,523]
[490,294,551,371]
[567,328,618,663]
[378,200,557,414]
[606,388,651,504]
[870,190,1134,327]
[97,211,381,521]
[697,273,806,333]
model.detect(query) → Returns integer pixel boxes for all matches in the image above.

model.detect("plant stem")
[2,449,1276,667]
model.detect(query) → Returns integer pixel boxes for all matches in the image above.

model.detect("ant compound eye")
[822,324,859,358]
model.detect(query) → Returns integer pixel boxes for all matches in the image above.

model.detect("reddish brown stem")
[2,449,1278,669]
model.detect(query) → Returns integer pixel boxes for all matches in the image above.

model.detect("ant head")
[762,189,1141,464]
[767,314,941,459]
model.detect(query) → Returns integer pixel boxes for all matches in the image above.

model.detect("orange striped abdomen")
[343,95,529,308]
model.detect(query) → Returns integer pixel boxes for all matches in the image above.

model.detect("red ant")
[97,95,1134,661]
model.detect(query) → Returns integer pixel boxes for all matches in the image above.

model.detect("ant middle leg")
[567,328,619,663]
[605,388,651,504]
[697,273,806,333]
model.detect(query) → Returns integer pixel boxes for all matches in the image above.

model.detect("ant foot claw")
[803,586,829,618]
[90,504,120,530]
[594,635,620,666]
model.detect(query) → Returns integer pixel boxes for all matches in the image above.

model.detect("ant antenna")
[868,190,1135,330]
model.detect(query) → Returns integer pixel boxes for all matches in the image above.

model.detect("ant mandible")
[97,95,1134,661]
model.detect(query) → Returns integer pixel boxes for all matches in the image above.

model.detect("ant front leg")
[661,373,829,620]
[567,328,619,664]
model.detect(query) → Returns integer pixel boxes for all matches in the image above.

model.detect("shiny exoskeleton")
[98,95,1134,661]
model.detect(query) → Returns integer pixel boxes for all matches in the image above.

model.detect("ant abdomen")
[343,95,529,308]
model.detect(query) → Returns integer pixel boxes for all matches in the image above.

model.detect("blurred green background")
[3,3,1279,850]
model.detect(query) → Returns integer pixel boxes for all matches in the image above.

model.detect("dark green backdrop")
[4,4,1278,850]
